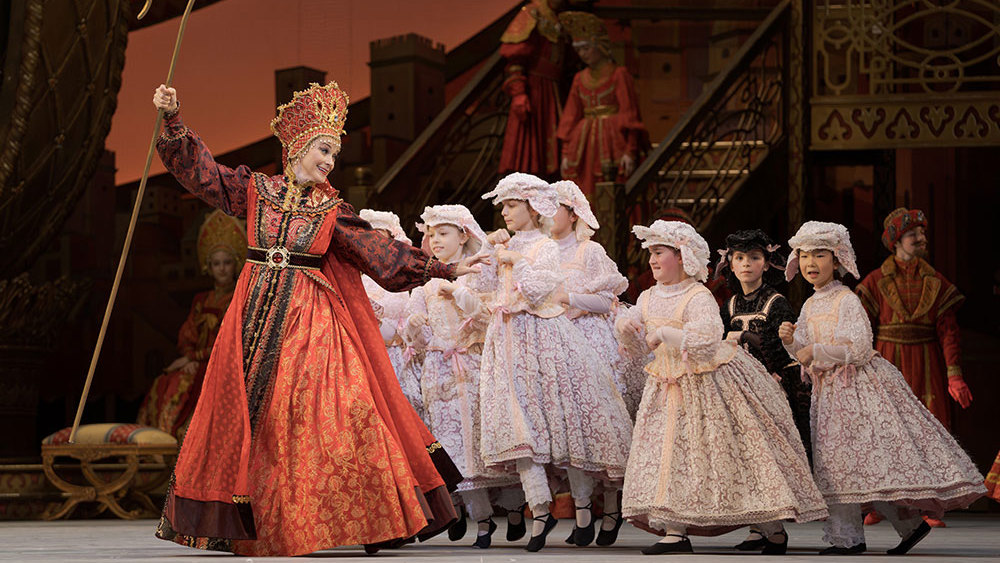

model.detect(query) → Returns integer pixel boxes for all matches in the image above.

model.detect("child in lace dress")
[402,205,521,548]
[477,173,634,552]
[780,221,985,555]
[359,209,425,422]
[548,180,644,546]
[616,220,827,556]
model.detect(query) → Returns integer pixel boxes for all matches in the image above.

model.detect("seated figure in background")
[137,209,246,438]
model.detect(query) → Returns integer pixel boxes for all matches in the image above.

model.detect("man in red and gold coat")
[498,0,566,178]
[856,207,973,527]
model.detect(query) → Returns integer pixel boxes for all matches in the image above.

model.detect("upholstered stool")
[40,423,177,520]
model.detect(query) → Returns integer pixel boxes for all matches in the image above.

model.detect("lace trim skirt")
[478,313,633,481]
[810,355,985,514]
[623,351,827,535]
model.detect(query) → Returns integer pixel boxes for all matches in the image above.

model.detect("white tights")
[825,502,922,548]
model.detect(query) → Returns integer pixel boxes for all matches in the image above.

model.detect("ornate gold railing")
[372,52,508,235]
[618,0,791,275]
[811,0,1000,149]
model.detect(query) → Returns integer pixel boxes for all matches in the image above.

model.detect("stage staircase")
[372,1,797,279]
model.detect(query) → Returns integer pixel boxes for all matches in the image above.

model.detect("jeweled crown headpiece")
[197,209,247,274]
[270,81,349,166]
[559,11,612,57]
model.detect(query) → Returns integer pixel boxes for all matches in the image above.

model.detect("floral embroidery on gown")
[784,281,985,514]
[152,112,461,556]
[478,229,633,480]
[619,279,827,535]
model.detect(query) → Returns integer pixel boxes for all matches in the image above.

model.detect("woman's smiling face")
[293,137,337,184]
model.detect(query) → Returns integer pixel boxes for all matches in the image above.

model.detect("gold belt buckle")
[265,245,290,270]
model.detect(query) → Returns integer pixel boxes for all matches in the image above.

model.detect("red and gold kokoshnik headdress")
[270,81,349,165]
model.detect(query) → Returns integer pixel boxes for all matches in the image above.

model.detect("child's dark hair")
[717,229,786,293]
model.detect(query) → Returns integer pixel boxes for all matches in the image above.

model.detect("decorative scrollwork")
[0,0,130,277]
[811,1,1000,149]
[0,274,91,346]
[814,0,1000,96]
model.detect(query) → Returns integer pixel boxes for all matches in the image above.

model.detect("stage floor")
[2,514,999,562]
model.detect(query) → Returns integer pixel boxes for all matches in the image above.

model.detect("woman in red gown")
[150,82,485,556]
[138,210,244,439]
[557,11,647,196]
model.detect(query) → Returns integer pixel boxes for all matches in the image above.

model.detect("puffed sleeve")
[402,286,431,351]
[155,111,249,217]
[330,202,456,292]
[812,292,875,368]
[615,291,649,357]
[567,242,627,313]
[678,290,725,366]
[511,240,563,305]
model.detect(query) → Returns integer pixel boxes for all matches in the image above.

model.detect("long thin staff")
[69,0,197,442]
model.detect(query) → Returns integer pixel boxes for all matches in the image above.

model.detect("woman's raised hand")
[454,251,492,277]
[153,84,179,113]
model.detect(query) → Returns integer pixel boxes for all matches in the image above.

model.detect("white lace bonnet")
[416,204,487,256]
[632,220,711,282]
[481,172,559,218]
[785,221,859,281]
[551,179,599,240]
[359,209,412,246]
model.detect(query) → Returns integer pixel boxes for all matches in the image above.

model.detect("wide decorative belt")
[584,104,619,117]
[876,323,936,344]
[247,245,322,271]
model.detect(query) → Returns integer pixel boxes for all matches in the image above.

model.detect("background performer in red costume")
[150,82,487,557]
[498,0,567,178]
[557,11,647,196]
[856,207,972,528]
[137,210,245,439]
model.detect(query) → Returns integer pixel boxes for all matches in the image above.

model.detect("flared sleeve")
[556,74,583,144]
[330,203,456,292]
[155,112,249,217]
